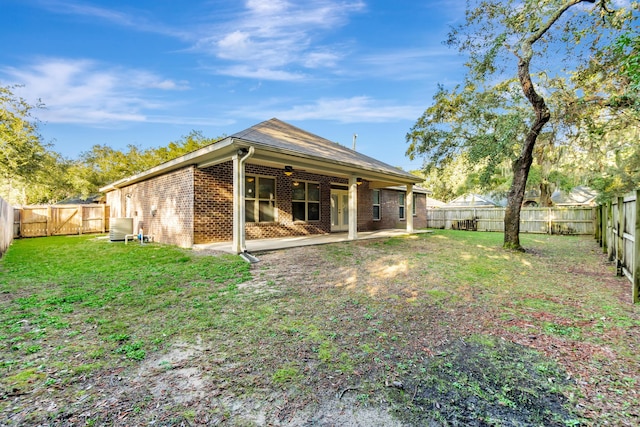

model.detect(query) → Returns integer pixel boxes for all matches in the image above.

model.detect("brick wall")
[371,189,427,230]
[413,193,428,229]
[193,162,338,243]
[106,161,426,247]
[245,165,335,240]
[106,167,195,247]
[193,162,234,243]
[357,181,374,231]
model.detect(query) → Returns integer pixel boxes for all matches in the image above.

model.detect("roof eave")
[100,136,421,192]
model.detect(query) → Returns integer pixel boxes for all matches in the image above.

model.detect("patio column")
[348,175,358,240]
[406,184,414,233]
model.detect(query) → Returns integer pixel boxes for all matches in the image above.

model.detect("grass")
[1,231,639,426]
[0,235,250,402]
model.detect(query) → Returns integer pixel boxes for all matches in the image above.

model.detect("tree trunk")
[503,0,586,250]
[504,57,551,250]
[539,181,553,207]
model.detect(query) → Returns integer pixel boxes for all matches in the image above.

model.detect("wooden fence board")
[598,191,639,303]
[427,206,595,235]
[15,205,109,238]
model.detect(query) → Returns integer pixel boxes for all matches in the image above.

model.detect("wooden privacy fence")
[596,191,640,303]
[14,204,110,238]
[427,206,595,235]
[0,196,13,257]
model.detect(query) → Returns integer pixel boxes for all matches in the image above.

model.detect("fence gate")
[16,205,109,238]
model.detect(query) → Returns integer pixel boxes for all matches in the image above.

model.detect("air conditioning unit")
[109,218,133,241]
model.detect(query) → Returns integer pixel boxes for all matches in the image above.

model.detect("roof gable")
[231,118,417,181]
[101,118,420,191]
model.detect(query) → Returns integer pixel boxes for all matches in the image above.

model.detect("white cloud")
[196,0,366,79]
[32,1,366,81]
[1,58,188,124]
[213,65,306,81]
[36,0,191,39]
[233,96,422,123]
[359,47,465,81]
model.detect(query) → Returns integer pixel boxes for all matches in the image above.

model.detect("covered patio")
[193,228,432,254]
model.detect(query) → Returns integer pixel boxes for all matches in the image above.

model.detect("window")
[245,176,275,222]
[292,181,320,222]
[372,189,380,220]
[399,193,405,220]
[413,193,417,216]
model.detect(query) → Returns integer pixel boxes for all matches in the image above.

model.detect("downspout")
[232,146,254,254]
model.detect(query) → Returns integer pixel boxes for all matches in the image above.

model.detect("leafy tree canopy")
[407,0,638,249]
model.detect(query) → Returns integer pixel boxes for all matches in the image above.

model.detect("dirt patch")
[390,337,577,426]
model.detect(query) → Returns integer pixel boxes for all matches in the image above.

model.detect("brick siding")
[105,160,426,246]
[193,162,338,243]
[371,189,427,230]
[106,167,195,247]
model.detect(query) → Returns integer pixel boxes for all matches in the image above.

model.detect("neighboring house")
[522,186,598,207]
[551,186,598,206]
[55,194,105,205]
[426,196,446,209]
[100,118,425,253]
[444,194,500,208]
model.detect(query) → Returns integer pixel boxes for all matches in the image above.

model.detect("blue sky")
[1,0,467,171]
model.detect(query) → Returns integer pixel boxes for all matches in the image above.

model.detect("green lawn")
[1,231,639,426]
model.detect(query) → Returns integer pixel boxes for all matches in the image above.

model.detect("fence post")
[602,204,607,253]
[617,197,624,276]
[46,205,52,237]
[102,204,107,233]
[595,206,601,243]
[633,190,640,303]
[79,205,84,235]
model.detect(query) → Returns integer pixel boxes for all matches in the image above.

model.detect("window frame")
[372,189,381,221]
[412,193,418,216]
[399,193,406,220]
[245,175,276,223]
[291,180,321,222]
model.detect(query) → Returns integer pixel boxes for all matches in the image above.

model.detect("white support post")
[348,175,358,240]
[406,184,414,233]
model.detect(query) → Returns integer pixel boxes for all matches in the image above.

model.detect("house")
[522,186,598,207]
[55,194,105,205]
[551,186,597,206]
[100,118,426,253]
[444,193,500,208]
[426,196,446,209]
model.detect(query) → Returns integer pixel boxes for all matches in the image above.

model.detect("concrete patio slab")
[193,229,433,254]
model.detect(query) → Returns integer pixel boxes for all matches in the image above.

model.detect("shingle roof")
[445,194,499,207]
[100,118,421,192]
[551,186,597,205]
[231,118,419,182]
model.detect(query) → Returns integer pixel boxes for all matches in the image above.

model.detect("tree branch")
[519,0,591,61]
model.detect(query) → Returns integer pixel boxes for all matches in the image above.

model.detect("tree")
[66,131,223,197]
[408,0,637,250]
[0,84,48,204]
